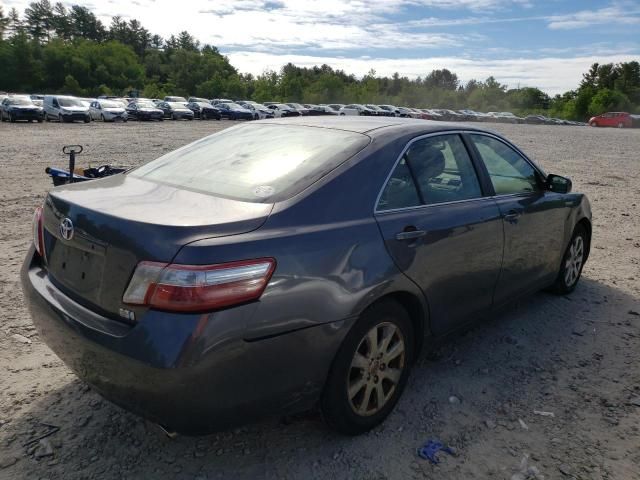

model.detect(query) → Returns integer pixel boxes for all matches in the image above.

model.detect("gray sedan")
[22,117,591,435]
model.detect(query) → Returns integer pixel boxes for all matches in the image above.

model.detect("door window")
[377,134,482,210]
[406,135,482,205]
[377,157,421,210]
[470,134,540,195]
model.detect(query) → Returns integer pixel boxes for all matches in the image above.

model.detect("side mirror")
[547,174,572,194]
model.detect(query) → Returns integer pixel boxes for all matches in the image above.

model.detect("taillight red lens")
[123,258,276,312]
[32,206,45,259]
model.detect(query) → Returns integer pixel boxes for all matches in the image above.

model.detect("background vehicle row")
[4,93,636,126]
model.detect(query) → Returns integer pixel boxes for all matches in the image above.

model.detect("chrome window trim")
[373,129,545,215]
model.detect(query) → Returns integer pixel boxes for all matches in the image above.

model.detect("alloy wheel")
[347,322,406,416]
[564,235,584,287]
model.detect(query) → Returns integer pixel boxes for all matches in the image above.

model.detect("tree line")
[1,1,638,120]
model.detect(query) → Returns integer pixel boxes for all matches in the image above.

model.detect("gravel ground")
[0,120,639,480]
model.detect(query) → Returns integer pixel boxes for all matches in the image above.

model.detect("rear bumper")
[21,250,343,434]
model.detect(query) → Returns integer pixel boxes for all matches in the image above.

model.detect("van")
[44,95,90,123]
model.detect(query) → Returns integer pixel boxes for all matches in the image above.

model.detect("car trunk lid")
[41,174,272,320]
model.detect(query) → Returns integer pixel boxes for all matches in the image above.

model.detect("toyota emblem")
[59,217,74,241]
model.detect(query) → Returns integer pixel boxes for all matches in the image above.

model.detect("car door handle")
[396,230,426,241]
[503,210,521,222]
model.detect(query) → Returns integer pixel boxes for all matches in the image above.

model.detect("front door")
[375,133,503,335]
[467,133,566,306]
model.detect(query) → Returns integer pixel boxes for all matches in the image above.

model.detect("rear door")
[467,133,566,306]
[375,133,503,335]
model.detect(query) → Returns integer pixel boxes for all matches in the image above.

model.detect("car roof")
[257,115,488,135]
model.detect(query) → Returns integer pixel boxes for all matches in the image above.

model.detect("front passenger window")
[471,134,540,195]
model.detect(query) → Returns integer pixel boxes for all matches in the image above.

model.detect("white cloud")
[225,51,640,95]
[547,4,640,30]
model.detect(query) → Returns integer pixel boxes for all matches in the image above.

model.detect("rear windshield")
[131,124,370,203]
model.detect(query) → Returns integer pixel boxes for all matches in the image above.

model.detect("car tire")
[590,121,597,127]
[254,113,259,120]
[549,224,588,295]
[37,118,43,123]
[84,116,90,123]
[101,114,106,122]
[321,299,414,435]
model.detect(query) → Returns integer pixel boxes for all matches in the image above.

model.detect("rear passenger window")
[377,157,420,211]
[377,134,482,210]
[406,134,482,205]
[470,134,540,195]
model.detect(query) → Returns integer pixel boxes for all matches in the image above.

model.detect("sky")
[4,0,640,94]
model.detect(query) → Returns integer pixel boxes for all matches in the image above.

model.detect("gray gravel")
[1,120,639,479]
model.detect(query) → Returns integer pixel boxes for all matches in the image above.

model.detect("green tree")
[588,88,631,115]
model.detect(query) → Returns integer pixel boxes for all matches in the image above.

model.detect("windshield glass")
[168,102,186,108]
[58,97,84,107]
[131,124,370,203]
[99,100,122,108]
[8,97,33,105]
[225,103,243,109]
[136,102,156,109]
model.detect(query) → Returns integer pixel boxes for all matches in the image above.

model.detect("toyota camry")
[22,117,591,435]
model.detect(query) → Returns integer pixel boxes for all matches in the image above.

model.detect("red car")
[588,111,633,128]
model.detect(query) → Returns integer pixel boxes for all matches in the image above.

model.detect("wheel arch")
[576,216,592,261]
[357,290,428,362]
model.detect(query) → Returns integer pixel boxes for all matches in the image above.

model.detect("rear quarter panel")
[172,130,430,340]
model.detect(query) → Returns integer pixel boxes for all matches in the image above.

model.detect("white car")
[338,104,376,116]
[43,95,91,123]
[89,99,128,122]
[242,103,275,120]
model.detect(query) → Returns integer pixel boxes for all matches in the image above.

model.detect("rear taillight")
[123,258,276,312]
[32,206,45,259]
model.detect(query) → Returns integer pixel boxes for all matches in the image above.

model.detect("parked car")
[156,102,195,120]
[327,103,346,112]
[339,104,376,116]
[215,102,254,120]
[418,109,443,120]
[164,96,187,103]
[242,103,275,120]
[44,95,90,123]
[187,97,211,104]
[1,95,44,122]
[30,94,45,107]
[588,112,633,128]
[378,105,401,116]
[488,112,522,124]
[266,103,300,117]
[524,115,547,125]
[431,109,465,121]
[89,99,128,122]
[286,103,310,116]
[125,101,164,121]
[365,105,392,116]
[22,116,591,436]
[307,105,339,115]
[187,102,221,120]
